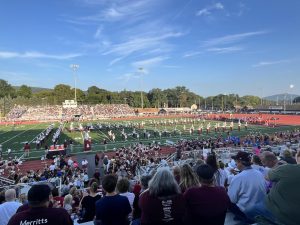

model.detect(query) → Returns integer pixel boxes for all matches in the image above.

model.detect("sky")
[0,0,299,97]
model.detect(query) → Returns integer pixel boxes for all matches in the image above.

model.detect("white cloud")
[203,30,268,47]
[196,2,224,16]
[103,32,184,57]
[94,26,103,39]
[0,51,82,60]
[183,51,203,58]
[206,46,243,54]
[252,59,291,67]
[109,57,124,66]
[132,56,168,68]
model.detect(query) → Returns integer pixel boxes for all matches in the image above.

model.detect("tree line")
[0,79,271,115]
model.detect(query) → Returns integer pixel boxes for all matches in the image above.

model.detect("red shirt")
[184,185,230,225]
[139,190,185,225]
[8,207,73,225]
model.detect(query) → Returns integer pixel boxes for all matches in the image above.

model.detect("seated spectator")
[184,164,230,225]
[251,155,266,175]
[8,184,72,225]
[264,150,300,225]
[0,189,22,225]
[52,188,64,207]
[139,168,185,225]
[78,182,101,223]
[95,175,131,225]
[63,194,73,215]
[280,150,297,164]
[228,151,266,223]
[179,164,199,193]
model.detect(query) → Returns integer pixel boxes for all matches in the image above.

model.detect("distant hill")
[264,93,299,102]
[13,86,53,93]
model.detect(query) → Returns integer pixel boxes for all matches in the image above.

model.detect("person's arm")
[227,177,241,204]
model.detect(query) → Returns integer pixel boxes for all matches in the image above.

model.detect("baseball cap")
[28,184,51,205]
[232,151,251,162]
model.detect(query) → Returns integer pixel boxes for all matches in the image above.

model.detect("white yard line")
[0,124,40,145]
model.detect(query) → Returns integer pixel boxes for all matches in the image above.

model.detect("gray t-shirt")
[266,164,300,225]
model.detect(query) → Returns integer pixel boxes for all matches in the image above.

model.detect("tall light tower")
[139,67,144,109]
[70,64,79,102]
[290,84,294,105]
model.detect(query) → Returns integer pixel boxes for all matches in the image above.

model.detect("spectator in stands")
[206,153,227,187]
[8,184,72,225]
[63,194,73,215]
[260,151,285,169]
[280,149,297,164]
[139,168,185,225]
[251,155,266,175]
[0,189,22,225]
[117,178,135,208]
[172,166,181,184]
[264,150,300,225]
[132,175,152,225]
[69,187,81,211]
[95,175,131,225]
[78,182,101,223]
[184,164,230,225]
[179,164,199,193]
[228,151,266,223]
[52,188,64,207]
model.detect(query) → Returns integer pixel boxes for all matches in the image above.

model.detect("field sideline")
[1,116,300,160]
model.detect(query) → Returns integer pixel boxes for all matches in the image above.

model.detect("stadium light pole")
[139,67,144,109]
[70,64,79,102]
[290,84,294,105]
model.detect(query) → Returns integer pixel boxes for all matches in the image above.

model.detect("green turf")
[0,118,299,160]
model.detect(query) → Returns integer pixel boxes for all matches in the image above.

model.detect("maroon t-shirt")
[184,186,230,225]
[139,190,185,225]
[8,207,73,225]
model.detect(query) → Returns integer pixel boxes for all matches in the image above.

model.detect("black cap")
[28,184,51,205]
[232,151,251,162]
[196,164,214,180]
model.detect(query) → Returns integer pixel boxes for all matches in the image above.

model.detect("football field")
[0,117,299,160]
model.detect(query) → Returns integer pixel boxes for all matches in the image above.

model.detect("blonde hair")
[179,164,200,191]
[64,194,73,206]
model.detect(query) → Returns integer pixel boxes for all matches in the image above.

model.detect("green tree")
[53,84,74,104]
[0,79,16,98]
[17,85,32,98]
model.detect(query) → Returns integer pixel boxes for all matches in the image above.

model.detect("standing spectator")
[7,184,73,225]
[81,158,88,171]
[0,189,22,225]
[95,175,131,225]
[52,188,64,207]
[78,182,102,223]
[228,151,266,223]
[179,164,199,193]
[139,168,185,225]
[184,164,230,225]
[206,153,226,187]
[117,178,135,208]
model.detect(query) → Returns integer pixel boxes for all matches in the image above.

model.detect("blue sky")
[0,0,299,97]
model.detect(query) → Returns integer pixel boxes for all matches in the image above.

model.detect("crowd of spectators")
[6,104,135,121]
[1,145,299,225]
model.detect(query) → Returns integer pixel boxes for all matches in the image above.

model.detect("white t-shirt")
[0,201,22,225]
[68,159,73,166]
[120,192,135,208]
[49,164,56,171]
[82,160,88,166]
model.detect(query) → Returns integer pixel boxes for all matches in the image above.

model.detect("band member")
[245,121,248,130]
[24,142,30,157]
[230,121,234,131]
[238,120,241,132]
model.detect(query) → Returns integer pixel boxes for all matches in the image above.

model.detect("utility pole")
[139,67,144,109]
[70,64,79,102]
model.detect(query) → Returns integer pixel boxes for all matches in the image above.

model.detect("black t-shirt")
[95,194,131,225]
[80,195,102,222]
[8,207,73,225]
